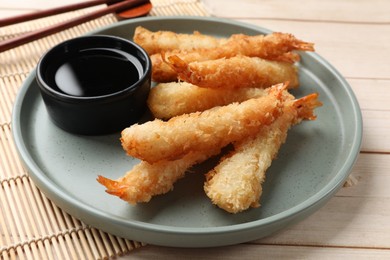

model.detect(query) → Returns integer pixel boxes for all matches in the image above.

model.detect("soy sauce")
[53,48,143,97]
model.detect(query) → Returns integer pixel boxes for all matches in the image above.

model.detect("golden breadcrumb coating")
[204,93,322,213]
[133,26,227,55]
[150,32,314,82]
[97,147,221,205]
[147,82,267,119]
[121,84,288,163]
[166,55,299,89]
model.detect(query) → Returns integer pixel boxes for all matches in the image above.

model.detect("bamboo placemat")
[0,1,209,259]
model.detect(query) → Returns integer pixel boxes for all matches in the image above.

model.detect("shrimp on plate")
[121,83,288,163]
[133,26,227,55]
[147,82,267,119]
[166,55,299,89]
[97,147,221,205]
[151,32,314,82]
[204,93,322,213]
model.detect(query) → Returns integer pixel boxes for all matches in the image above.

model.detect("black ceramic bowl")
[36,35,151,135]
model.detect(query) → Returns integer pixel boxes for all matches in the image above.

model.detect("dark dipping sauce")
[52,48,143,97]
[36,35,152,135]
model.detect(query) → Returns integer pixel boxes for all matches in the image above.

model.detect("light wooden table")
[1,0,389,259]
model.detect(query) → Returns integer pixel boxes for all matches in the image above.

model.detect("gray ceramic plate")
[12,17,362,247]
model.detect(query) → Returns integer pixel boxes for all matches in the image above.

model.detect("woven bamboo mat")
[0,1,209,259]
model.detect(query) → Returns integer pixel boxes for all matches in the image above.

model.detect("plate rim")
[11,16,363,245]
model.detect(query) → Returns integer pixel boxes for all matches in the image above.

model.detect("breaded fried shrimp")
[225,32,314,62]
[204,93,322,213]
[97,148,221,205]
[167,55,299,89]
[133,26,227,55]
[121,84,288,163]
[147,82,267,119]
[151,32,314,82]
[98,27,320,211]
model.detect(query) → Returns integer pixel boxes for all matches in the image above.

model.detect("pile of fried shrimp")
[97,26,323,214]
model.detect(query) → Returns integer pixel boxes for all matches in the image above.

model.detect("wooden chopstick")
[0,0,122,27]
[0,0,149,53]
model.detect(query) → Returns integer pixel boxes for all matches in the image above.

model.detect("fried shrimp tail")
[133,26,227,55]
[121,83,288,163]
[151,50,204,83]
[97,148,221,204]
[147,82,267,119]
[97,176,128,197]
[294,93,322,120]
[166,55,299,89]
[204,93,322,213]
[151,32,314,82]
